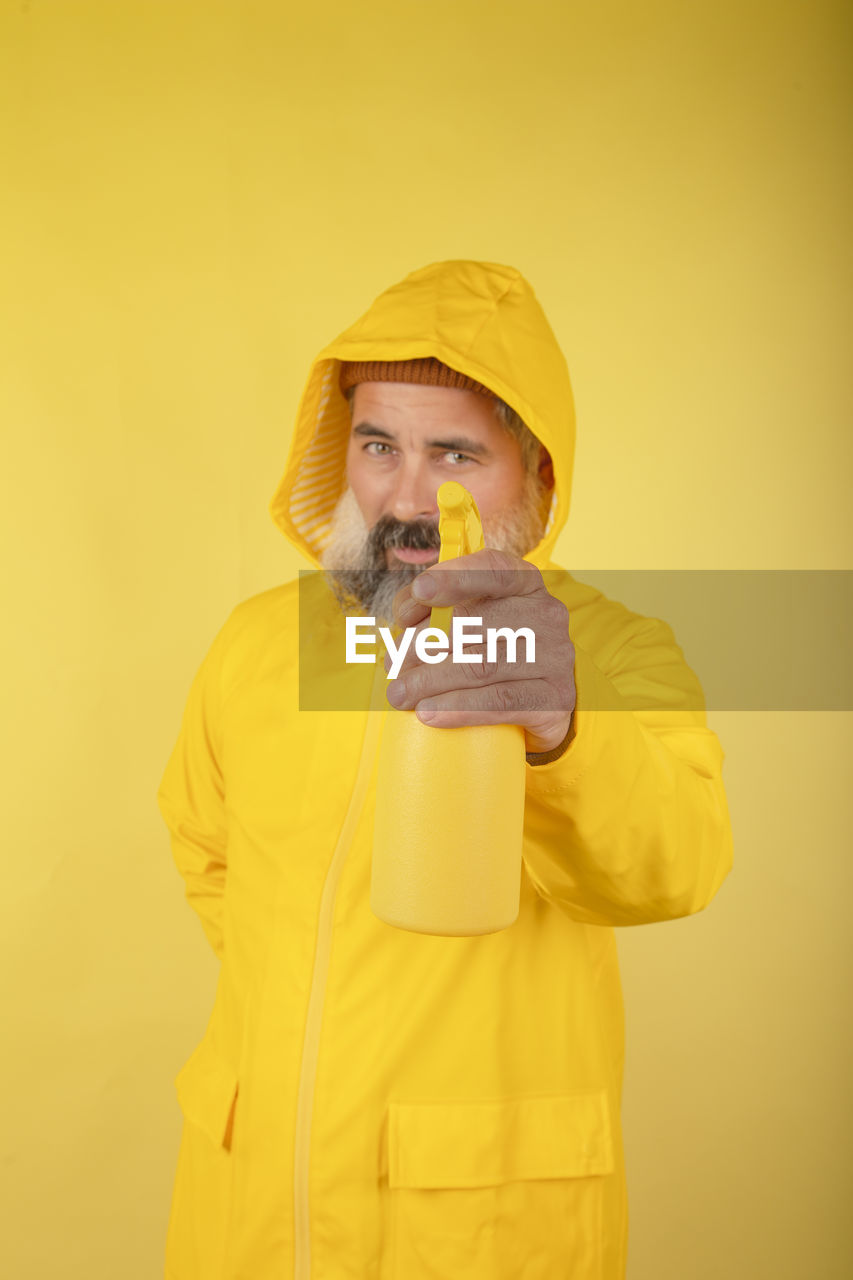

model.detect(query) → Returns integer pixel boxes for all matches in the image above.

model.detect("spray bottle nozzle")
[429,482,485,636]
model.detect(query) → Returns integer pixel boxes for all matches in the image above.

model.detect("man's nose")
[387,460,439,524]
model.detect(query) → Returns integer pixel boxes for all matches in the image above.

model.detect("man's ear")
[538,445,554,491]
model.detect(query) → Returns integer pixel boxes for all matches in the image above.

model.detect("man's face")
[321,381,548,621]
[346,381,533,566]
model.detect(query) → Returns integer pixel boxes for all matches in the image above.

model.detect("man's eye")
[444,451,474,465]
[365,442,392,455]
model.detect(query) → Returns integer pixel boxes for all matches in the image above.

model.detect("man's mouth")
[387,547,439,565]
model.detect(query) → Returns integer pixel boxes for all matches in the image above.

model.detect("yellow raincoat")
[157,261,733,1279]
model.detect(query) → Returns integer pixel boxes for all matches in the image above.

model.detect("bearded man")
[157,260,733,1280]
[322,363,550,627]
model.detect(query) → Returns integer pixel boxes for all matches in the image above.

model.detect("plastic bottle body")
[370,709,527,936]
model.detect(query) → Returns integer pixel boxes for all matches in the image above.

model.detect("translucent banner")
[298,569,853,712]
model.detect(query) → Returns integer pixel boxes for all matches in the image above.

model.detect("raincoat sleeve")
[522,616,733,927]
[156,615,234,960]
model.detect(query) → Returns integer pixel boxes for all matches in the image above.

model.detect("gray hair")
[492,397,542,476]
[343,383,543,477]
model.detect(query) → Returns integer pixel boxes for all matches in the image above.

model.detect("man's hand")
[384,548,576,756]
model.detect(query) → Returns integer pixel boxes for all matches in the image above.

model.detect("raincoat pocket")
[174,1033,239,1151]
[387,1090,613,1280]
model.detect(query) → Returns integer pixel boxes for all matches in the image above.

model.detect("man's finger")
[382,616,443,677]
[394,588,432,628]
[414,678,570,725]
[411,549,543,606]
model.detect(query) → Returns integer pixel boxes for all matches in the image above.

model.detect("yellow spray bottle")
[370,481,527,936]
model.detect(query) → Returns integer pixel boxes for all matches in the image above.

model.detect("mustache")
[323,515,437,619]
[367,515,441,558]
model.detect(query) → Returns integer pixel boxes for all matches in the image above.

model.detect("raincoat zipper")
[293,688,385,1279]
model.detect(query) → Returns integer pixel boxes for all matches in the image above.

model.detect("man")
[157,260,733,1280]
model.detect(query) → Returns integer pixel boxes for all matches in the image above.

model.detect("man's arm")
[521,637,733,926]
[156,616,234,960]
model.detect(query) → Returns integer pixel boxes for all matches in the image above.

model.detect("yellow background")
[1,1,850,1276]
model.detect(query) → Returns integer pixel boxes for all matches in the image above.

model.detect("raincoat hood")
[268,260,576,570]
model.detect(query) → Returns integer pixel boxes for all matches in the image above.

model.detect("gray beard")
[319,478,547,627]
